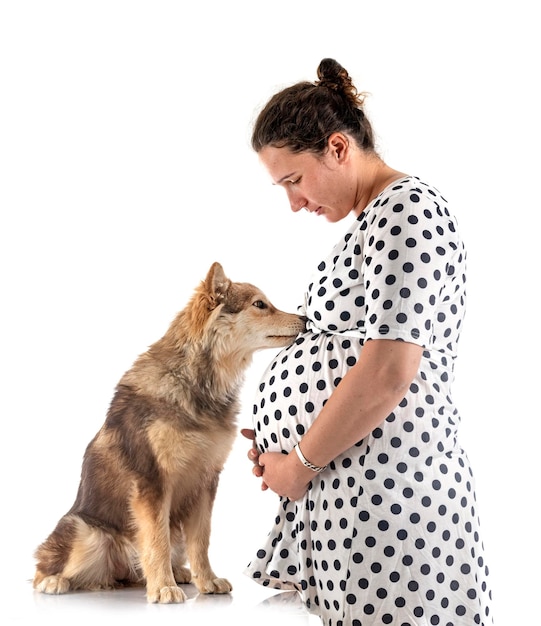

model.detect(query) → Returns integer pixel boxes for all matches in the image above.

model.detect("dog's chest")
[147,419,235,478]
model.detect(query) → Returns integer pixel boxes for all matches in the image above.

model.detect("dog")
[33,261,305,604]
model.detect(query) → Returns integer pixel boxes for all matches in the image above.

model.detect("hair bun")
[316,58,364,108]
[316,58,345,91]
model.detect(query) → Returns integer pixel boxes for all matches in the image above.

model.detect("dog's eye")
[252,300,267,309]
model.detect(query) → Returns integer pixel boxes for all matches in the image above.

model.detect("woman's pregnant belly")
[252,331,363,454]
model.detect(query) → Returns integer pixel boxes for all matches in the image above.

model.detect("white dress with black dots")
[245,177,493,626]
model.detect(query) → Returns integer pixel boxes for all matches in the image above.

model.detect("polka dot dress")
[245,177,493,625]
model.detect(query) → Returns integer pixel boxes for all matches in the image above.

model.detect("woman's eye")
[289,178,300,185]
[253,300,267,309]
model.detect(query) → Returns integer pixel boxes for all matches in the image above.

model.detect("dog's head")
[188,262,306,353]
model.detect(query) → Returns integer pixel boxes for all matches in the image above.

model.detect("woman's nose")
[287,189,306,213]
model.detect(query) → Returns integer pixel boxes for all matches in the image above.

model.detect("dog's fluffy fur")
[33,262,305,603]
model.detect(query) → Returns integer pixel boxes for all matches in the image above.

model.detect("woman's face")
[258,140,359,223]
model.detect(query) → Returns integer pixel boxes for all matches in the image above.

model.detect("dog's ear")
[206,262,231,305]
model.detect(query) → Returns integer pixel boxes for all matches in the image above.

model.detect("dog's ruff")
[33,262,305,604]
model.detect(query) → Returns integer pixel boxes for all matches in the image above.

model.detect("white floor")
[7,573,321,626]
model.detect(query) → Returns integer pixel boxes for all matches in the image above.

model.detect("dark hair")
[251,58,375,155]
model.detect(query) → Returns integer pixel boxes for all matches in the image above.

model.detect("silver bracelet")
[294,443,327,473]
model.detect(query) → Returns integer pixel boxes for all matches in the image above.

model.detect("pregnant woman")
[242,58,494,626]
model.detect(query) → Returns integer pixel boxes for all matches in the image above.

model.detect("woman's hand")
[258,451,313,501]
[241,428,313,501]
[240,428,268,491]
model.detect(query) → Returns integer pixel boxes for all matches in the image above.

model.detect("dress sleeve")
[360,187,462,348]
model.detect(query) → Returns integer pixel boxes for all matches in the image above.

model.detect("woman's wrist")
[294,442,328,473]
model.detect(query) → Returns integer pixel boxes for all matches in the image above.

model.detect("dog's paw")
[196,577,233,595]
[34,575,70,595]
[173,565,192,584]
[147,585,187,604]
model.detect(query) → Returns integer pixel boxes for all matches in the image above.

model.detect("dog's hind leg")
[181,479,232,595]
[170,524,191,584]
[131,488,186,604]
[34,515,124,593]
[33,514,74,594]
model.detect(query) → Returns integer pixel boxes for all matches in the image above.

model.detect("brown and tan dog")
[33,262,305,603]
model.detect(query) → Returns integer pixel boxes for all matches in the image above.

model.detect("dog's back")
[33,262,305,603]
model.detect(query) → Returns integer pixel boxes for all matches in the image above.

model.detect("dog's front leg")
[131,489,186,604]
[182,479,232,595]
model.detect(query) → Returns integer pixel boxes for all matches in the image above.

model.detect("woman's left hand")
[258,451,314,501]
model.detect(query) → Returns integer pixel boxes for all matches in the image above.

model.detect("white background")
[1,1,539,624]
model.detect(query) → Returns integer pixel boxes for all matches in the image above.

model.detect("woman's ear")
[328,132,350,162]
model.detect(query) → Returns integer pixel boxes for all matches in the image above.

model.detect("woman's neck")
[353,156,408,217]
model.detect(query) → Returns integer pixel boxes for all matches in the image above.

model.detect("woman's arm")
[250,338,423,500]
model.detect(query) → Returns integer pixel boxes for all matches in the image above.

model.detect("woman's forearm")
[296,338,423,470]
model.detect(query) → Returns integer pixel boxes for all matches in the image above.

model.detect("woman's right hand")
[240,428,269,491]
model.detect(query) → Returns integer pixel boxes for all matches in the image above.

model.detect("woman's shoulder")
[361,175,454,225]
[352,175,462,250]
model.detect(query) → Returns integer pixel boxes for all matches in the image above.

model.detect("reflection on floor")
[8,573,322,626]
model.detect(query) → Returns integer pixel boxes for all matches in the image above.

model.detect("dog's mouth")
[267,334,297,340]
